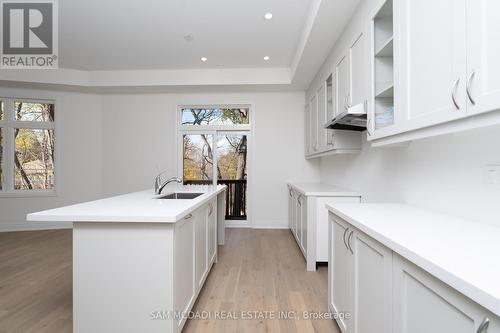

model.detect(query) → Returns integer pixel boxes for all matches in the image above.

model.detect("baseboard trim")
[252,225,289,230]
[0,222,72,232]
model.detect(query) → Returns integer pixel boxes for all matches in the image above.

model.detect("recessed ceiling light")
[201,57,208,62]
[263,56,270,61]
[264,13,273,20]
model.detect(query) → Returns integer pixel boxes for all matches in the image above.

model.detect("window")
[178,105,250,222]
[0,98,56,195]
[181,107,250,126]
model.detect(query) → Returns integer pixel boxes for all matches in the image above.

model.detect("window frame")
[178,105,251,132]
[0,97,58,197]
[176,104,253,228]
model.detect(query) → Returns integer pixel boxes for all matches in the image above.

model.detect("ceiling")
[0,0,360,91]
[59,0,310,70]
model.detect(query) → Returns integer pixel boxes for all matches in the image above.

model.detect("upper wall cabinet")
[305,75,362,159]
[336,54,351,116]
[350,32,368,108]
[399,0,467,131]
[466,0,500,116]
[368,0,397,140]
[368,0,500,145]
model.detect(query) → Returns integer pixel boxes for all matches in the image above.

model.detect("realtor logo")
[1,0,58,68]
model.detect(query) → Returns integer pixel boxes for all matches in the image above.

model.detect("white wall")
[0,89,319,231]
[101,92,320,228]
[308,0,500,224]
[320,124,500,225]
[0,87,104,231]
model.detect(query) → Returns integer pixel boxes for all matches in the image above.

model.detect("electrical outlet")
[484,165,500,185]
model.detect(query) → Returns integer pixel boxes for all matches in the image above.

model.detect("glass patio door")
[181,131,248,221]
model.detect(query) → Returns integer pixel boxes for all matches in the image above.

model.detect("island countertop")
[27,185,226,223]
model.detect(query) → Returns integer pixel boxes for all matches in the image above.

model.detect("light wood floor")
[0,228,340,333]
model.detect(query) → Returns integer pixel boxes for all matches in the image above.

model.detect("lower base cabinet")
[329,215,392,333]
[174,200,218,332]
[329,212,499,333]
[393,254,498,333]
[288,184,361,271]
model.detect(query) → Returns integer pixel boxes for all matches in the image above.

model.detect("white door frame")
[176,107,252,228]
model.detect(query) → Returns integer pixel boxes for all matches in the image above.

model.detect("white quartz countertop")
[27,185,226,223]
[326,203,500,317]
[288,182,360,197]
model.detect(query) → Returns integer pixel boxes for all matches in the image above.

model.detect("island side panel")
[73,222,175,333]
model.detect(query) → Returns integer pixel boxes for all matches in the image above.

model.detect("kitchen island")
[27,185,226,333]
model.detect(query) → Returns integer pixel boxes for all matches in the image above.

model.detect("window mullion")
[4,99,15,191]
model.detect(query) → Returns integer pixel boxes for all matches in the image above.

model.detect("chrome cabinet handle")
[343,228,349,250]
[477,318,489,333]
[466,71,476,105]
[452,78,461,110]
[208,203,213,216]
[289,188,293,197]
[298,195,302,206]
[367,118,373,136]
[346,92,351,108]
[347,230,354,254]
[184,214,193,220]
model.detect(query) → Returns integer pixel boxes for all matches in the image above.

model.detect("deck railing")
[183,179,247,220]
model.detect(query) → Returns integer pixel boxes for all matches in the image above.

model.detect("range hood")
[325,101,367,131]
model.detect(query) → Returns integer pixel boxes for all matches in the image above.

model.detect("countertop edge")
[27,186,226,224]
[287,182,361,197]
[326,203,500,318]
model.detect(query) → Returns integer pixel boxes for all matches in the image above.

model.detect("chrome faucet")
[154,173,183,195]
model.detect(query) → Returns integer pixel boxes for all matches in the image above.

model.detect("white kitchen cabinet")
[304,102,311,155]
[296,193,303,248]
[349,32,368,108]
[330,216,352,333]
[327,204,500,333]
[207,199,217,264]
[310,94,319,154]
[326,74,336,146]
[369,0,500,146]
[195,208,208,290]
[299,194,307,254]
[305,76,361,159]
[336,54,350,117]
[466,0,500,117]
[329,213,392,333]
[317,82,328,151]
[288,183,361,271]
[351,227,392,333]
[368,0,396,140]
[398,0,467,131]
[174,214,196,331]
[393,254,499,333]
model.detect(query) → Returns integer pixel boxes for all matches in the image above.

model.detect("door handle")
[477,318,489,333]
[451,77,461,110]
[466,71,476,105]
[347,230,354,254]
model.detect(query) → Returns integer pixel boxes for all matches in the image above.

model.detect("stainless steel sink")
[158,192,203,200]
